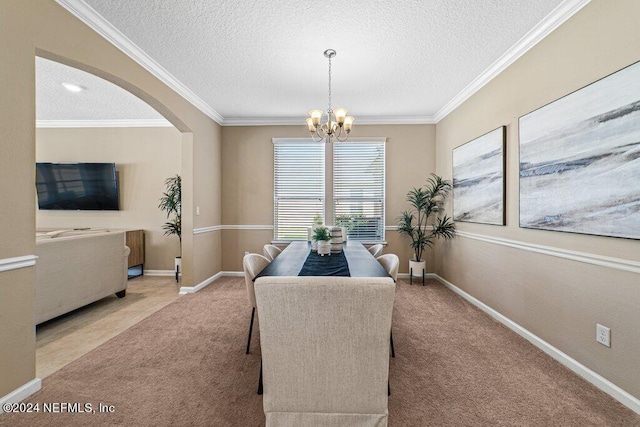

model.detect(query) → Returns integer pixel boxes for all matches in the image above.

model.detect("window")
[273,140,324,241]
[333,141,385,241]
[273,138,385,242]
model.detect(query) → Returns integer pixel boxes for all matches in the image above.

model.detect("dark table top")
[254,240,390,280]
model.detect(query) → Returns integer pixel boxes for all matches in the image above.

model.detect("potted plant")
[397,174,455,280]
[310,215,324,249]
[312,226,332,256]
[159,174,181,282]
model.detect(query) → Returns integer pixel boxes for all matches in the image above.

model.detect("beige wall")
[221,124,437,272]
[0,0,221,398]
[435,0,640,399]
[36,127,182,271]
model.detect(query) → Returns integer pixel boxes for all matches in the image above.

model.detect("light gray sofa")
[35,230,129,324]
[254,276,395,426]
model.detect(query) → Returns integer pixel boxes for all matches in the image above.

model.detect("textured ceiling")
[46,0,578,123]
[36,57,165,122]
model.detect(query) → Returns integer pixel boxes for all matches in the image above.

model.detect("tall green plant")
[159,175,182,247]
[397,174,455,262]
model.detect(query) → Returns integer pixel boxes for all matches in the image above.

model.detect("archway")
[33,51,193,379]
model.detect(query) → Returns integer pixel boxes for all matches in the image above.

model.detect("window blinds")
[273,142,325,240]
[333,141,385,241]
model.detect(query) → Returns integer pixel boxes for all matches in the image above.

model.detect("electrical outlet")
[196,206,200,216]
[596,324,610,347]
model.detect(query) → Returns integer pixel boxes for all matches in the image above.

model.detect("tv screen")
[36,163,120,210]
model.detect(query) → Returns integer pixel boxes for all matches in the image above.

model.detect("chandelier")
[306,49,354,143]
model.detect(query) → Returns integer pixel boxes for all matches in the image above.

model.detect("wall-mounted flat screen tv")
[36,162,120,210]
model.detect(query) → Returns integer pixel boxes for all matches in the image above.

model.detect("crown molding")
[36,119,173,128]
[222,115,436,126]
[434,0,591,123]
[55,0,224,125]
[57,0,590,127]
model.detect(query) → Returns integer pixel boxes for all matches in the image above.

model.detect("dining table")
[254,240,390,280]
[253,239,394,396]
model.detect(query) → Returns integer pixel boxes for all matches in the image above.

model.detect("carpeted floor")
[2,277,638,426]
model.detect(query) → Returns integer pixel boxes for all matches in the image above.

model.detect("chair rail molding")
[0,255,38,273]
[456,230,640,274]
[193,225,274,235]
[192,225,223,235]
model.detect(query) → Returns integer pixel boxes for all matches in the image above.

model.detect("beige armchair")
[242,253,271,354]
[254,276,395,426]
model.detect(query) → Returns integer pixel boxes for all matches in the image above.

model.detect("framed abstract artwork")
[519,61,640,239]
[453,126,506,225]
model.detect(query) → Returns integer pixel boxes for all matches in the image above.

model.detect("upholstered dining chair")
[368,243,384,258]
[254,276,395,426]
[377,254,400,358]
[242,253,271,354]
[377,254,399,282]
[262,244,282,262]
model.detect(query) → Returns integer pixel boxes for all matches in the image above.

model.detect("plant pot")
[310,221,324,249]
[409,260,425,276]
[409,259,426,285]
[175,256,182,283]
[317,240,331,256]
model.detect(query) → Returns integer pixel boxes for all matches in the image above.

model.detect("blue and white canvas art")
[453,126,506,225]
[519,61,640,239]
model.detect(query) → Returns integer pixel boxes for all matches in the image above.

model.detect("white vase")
[317,240,331,256]
[409,260,425,277]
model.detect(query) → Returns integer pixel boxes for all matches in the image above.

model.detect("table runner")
[298,250,350,277]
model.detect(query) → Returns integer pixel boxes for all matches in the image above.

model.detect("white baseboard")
[0,378,42,412]
[142,269,174,276]
[177,271,247,294]
[179,271,224,294]
[431,273,640,415]
[221,271,244,277]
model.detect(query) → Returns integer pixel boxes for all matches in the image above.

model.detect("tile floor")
[36,275,181,379]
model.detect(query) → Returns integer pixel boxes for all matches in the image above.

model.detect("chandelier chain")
[328,55,332,112]
[306,49,352,143]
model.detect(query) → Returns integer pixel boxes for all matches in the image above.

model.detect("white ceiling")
[36,57,167,125]
[41,0,590,125]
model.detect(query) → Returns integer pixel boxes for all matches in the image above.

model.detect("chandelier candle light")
[306,49,354,143]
